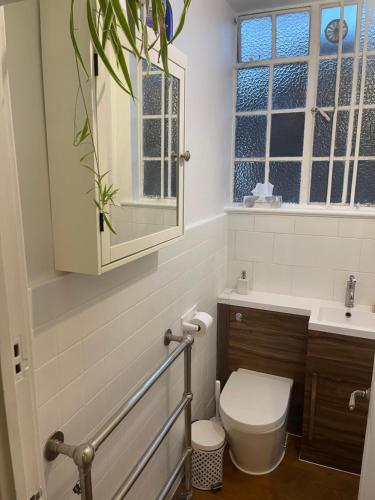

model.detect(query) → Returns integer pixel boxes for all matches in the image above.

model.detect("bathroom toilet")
[220,368,293,475]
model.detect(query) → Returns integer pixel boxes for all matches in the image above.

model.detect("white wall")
[172,0,234,226]
[228,211,375,305]
[4,0,234,498]
[34,216,227,500]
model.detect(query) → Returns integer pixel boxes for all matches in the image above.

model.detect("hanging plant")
[70,0,191,233]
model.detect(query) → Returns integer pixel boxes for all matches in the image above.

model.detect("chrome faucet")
[345,274,357,308]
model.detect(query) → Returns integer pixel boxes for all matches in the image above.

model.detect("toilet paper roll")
[190,311,213,337]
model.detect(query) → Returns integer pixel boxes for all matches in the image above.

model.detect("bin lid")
[192,420,225,451]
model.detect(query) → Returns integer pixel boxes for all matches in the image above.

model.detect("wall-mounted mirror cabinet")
[40,1,187,274]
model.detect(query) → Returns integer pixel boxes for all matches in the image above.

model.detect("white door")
[358,356,375,500]
[0,5,44,498]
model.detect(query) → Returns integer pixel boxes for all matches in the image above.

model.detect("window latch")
[311,106,331,122]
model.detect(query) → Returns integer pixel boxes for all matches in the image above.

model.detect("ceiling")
[226,0,318,14]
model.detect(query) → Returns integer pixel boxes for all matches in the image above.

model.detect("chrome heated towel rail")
[44,330,194,500]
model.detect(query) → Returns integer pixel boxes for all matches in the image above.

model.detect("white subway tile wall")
[227,213,375,306]
[32,216,227,500]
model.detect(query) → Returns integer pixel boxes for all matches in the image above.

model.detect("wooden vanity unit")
[217,304,309,435]
[217,303,375,474]
[301,331,375,473]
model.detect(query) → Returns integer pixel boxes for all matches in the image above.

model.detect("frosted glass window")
[272,63,308,109]
[165,76,179,115]
[316,59,336,108]
[269,162,301,203]
[171,161,177,198]
[313,111,333,157]
[144,161,161,197]
[233,162,265,202]
[320,5,358,55]
[276,12,310,57]
[340,57,355,106]
[233,4,375,207]
[364,56,375,104]
[235,116,267,158]
[163,160,177,199]
[240,17,272,62]
[164,118,178,157]
[310,161,345,203]
[346,162,354,203]
[143,74,162,115]
[316,58,354,107]
[355,161,375,203]
[237,67,269,112]
[361,5,375,51]
[335,111,349,156]
[351,110,359,156]
[143,119,161,157]
[270,113,305,157]
[310,161,328,202]
[359,109,375,156]
[331,161,345,203]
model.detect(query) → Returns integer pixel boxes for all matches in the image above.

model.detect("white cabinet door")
[96,44,186,269]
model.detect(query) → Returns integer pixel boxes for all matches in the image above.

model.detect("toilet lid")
[192,420,226,451]
[220,369,293,433]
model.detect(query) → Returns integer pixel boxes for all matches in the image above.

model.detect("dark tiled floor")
[190,436,359,500]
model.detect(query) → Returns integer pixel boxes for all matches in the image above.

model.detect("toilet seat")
[220,368,293,434]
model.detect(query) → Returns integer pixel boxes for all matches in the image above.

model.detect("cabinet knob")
[235,312,243,322]
[181,151,191,162]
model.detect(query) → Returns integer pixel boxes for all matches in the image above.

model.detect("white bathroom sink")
[309,306,375,340]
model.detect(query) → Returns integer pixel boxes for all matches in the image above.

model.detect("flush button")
[235,312,243,322]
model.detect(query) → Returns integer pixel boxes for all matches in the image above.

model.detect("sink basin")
[309,306,375,340]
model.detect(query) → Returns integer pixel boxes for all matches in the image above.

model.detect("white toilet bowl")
[220,368,293,475]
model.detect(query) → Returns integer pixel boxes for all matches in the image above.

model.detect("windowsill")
[120,200,177,209]
[225,203,375,218]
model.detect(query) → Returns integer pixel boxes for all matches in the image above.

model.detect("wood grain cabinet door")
[302,371,370,473]
[301,331,375,473]
[217,304,309,435]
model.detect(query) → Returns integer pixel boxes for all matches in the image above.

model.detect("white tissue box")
[243,195,282,208]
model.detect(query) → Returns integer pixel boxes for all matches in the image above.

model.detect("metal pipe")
[111,395,192,500]
[156,449,191,500]
[91,337,189,451]
[78,465,93,500]
[183,338,193,499]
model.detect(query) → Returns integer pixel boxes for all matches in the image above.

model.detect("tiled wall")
[227,211,375,306]
[32,215,226,500]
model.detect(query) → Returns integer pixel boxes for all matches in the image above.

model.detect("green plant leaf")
[70,0,89,78]
[87,0,131,94]
[110,0,141,58]
[74,117,90,145]
[109,25,135,98]
[102,211,117,234]
[100,0,114,48]
[126,0,140,31]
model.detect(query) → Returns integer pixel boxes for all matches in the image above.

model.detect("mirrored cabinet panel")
[40,1,186,274]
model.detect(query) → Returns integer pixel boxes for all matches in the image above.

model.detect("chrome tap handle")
[349,388,371,411]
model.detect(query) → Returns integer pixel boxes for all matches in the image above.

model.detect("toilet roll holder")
[182,304,201,334]
[183,322,201,333]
